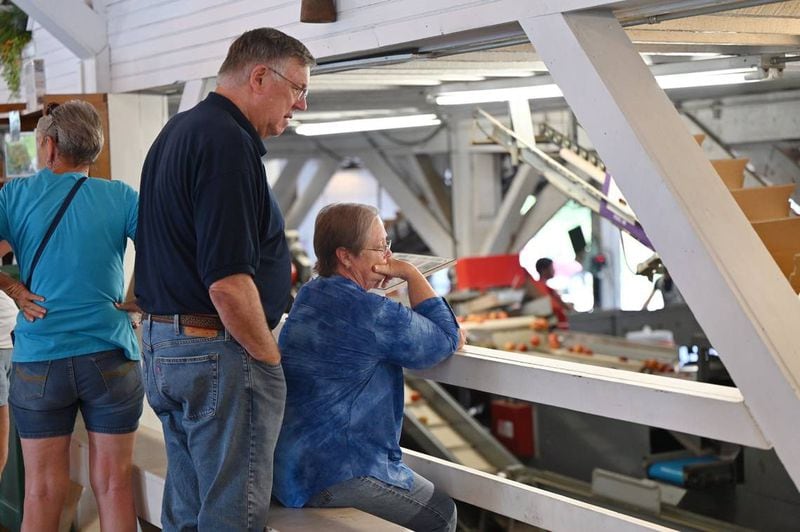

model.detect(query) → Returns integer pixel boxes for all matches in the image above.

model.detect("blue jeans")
[142,318,286,532]
[306,471,457,531]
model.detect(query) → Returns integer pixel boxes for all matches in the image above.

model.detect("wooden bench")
[68,421,408,531]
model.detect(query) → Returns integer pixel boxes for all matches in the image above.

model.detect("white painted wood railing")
[61,344,765,531]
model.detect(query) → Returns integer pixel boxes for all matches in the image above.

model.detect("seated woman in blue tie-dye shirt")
[273,202,464,532]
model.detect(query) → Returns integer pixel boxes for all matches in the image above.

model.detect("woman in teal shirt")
[0,101,142,532]
[274,203,465,531]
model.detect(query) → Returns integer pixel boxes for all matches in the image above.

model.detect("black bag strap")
[25,177,87,288]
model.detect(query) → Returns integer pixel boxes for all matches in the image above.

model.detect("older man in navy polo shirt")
[135,28,314,531]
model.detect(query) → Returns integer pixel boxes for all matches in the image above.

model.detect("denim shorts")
[9,349,144,439]
[0,347,11,406]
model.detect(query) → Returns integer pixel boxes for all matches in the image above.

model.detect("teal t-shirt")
[0,169,139,362]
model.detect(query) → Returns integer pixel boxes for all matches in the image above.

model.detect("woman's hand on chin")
[373,258,414,282]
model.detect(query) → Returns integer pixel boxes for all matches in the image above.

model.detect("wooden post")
[300,0,337,23]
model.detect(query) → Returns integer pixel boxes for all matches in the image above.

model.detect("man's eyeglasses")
[363,239,392,255]
[268,67,309,101]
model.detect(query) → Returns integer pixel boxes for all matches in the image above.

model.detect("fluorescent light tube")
[295,114,441,136]
[435,67,760,105]
[436,84,562,105]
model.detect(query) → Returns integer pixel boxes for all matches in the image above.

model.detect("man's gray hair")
[218,28,315,84]
[36,100,104,167]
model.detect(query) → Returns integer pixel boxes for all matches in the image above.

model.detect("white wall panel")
[31,22,82,94]
[99,0,613,92]
[0,86,15,103]
[21,0,620,94]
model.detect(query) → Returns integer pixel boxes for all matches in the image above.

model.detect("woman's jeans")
[142,318,286,532]
[306,470,457,531]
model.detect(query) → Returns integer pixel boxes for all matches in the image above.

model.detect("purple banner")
[599,173,653,249]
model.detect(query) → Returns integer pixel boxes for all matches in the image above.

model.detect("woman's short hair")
[218,28,315,84]
[35,100,104,167]
[314,203,379,277]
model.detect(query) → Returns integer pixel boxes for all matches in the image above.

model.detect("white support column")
[272,158,319,213]
[178,78,216,113]
[450,122,475,256]
[360,153,454,257]
[449,120,502,256]
[509,185,567,251]
[284,160,338,230]
[480,165,539,255]
[80,47,110,93]
[508,98,536,146]
[522,10,800,487]
[476,97,541,255]
[599,217,622,310]
[396,154,452,231]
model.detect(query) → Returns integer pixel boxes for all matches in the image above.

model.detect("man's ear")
[249,64,269,91]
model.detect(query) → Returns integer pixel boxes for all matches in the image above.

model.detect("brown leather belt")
[146,314,224,330]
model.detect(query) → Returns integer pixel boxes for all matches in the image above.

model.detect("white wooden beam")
[284,160,338,229]
[413,346,768,449]
[359,152,454,257]
[508,98,536,146]
[80,47,110,93]
[480,165,539,255]
[510,185,568,251]
[521,9,800,486]
[394,154,451,231]
[403,450,675,531]
[449,120,503,256]
[628,13,800,35]
[415,155,454,227]
[16,0,106,59]
[626,28,800,47]
[272,158,318,213]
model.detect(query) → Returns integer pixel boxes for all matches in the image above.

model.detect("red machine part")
[490,400,535,458]
[455,254,526,291]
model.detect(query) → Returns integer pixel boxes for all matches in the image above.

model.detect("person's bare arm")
[114,273,143,328]
[209,273,280,365]
[0,274,46,321]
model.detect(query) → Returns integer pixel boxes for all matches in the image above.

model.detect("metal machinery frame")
[408,4,800,530]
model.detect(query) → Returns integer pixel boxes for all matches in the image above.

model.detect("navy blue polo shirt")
[135,92,290,328]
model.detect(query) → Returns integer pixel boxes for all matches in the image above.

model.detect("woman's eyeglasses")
[363,239,392,255]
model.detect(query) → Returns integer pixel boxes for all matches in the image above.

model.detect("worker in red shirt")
[523,258,571,329]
